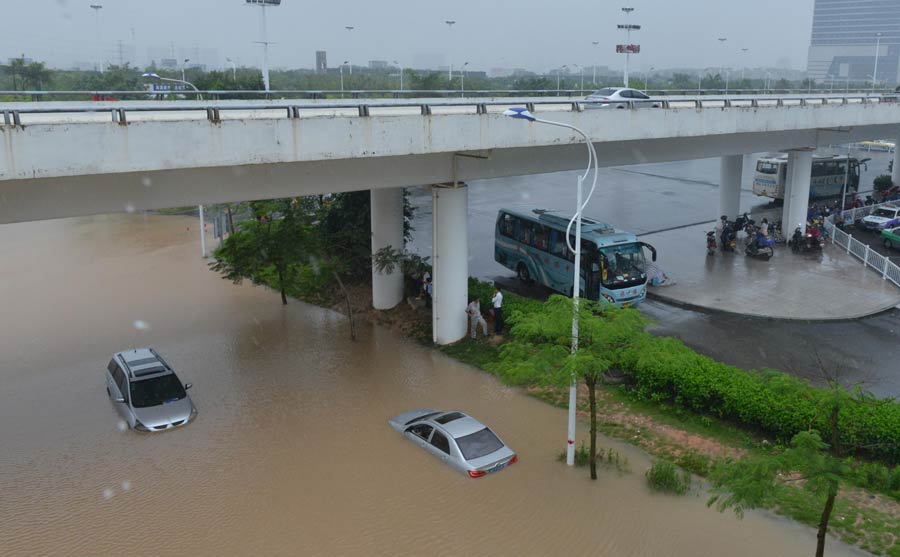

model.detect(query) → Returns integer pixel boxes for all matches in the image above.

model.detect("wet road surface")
[0,214,868,556]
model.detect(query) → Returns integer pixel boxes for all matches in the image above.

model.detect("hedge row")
[618,335,900,464]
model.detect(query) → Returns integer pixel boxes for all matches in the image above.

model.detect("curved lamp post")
[503,106,599,467]
[141,72,202,100]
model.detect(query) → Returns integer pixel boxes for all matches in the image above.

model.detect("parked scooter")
[706,231,717,256]
[745,231,775,260]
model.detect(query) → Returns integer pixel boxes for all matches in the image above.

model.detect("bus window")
[599,244,647,288]
[499,213,516,238]
[550,230,569,260]
[756,161,778,174]
[533,224,549,251]
[516,221,534,246]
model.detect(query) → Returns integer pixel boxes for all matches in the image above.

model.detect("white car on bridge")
[584,87,660,109]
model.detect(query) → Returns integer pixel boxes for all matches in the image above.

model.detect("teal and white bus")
[494,209,657,307]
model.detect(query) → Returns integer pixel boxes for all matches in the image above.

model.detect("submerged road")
[409,150,900,397]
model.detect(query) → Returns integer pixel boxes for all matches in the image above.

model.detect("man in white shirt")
[466,298,488,339]
[491,288,504,334]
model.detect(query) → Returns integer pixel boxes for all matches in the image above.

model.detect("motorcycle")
[790,224,824,253]
[706,231,717,256]
[745,232,775,261]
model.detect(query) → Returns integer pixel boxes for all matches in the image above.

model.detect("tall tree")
[494,295,647,479]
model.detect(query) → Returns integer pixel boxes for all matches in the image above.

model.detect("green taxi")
[882,226,900,250]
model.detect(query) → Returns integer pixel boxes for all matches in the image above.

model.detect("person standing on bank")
[491,288,504,334]
[466,297,488,339]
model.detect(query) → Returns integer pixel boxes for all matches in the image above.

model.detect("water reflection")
[0,214,865,556]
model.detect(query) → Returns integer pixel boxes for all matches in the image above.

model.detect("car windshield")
[130,374,186,408]
[600,244,648,288]
[873,208,897,218]
[455,427,504,461]
[590,88,618,96]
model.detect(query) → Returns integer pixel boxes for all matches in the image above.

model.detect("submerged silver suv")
[105,348,197,432]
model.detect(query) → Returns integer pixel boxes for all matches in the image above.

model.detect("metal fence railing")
[824,202,900,289]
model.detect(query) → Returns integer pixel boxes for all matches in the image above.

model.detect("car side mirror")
[115,396,126,403]
[184,383,193,390]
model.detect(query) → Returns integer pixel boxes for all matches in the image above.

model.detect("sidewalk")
[642,222,900,320]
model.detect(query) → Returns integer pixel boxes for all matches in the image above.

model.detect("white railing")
[824,203,900,289]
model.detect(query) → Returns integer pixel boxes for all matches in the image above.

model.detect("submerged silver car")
[389,409,517,477]
[105,348,197,432]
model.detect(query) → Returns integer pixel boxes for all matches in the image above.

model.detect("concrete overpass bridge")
[3,94,900,343]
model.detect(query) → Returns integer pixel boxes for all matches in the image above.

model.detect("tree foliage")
[492,295,646,479]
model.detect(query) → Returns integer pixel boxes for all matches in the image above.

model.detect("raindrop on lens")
[125,204,136,214]
[141,177,153,187]
[121,480,131,492]
[117,420,127,432]
[102,488,114,500]
[133,320,150,331]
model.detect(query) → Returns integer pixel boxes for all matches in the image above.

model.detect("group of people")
[418,270,505,340]
[466,288,504,339]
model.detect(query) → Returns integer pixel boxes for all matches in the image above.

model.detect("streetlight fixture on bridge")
[556,64,568,95]
[340,61,349,95]
[873,32,884,91]
[591,41,600,84]
[461,61,469,95]
[181,58,190,83]
[90,4,104,74]
[345,27,355,75]
[445,20,456,80]
[503,106,599,468]
[392,60,404,91]
[226,57,237,82]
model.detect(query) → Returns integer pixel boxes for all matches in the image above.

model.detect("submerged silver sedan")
[389,409,517,477]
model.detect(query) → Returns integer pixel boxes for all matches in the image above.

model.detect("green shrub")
[646,460,692,495]
[468,277,495,311]
[675,450,710,476]
[557,442,632,474]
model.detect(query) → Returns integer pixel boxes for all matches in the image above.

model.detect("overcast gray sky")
[5,0,815,72]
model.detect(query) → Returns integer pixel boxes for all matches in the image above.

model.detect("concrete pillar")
[432,184,468,345]
[892,138,900,188]
[718,155,743,220]
[783,150,814,235]
[370,187,405,310]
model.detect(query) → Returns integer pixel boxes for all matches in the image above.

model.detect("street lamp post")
[340,61,349,95]
[226,57,237,82]
[575,64,584,93]
[445,20,456,80]
[873,32,883,91]
[461,61,469,95]
[556,64,568,96]
[247,0,278,92]
[345,26,354,75]
[393,60,403,91]
[90,4,104,74]
[741,48,748,82]
[142,72,202,99]
[503,107,599,468]
[592,41,600,84]
[644,66,654,91]
[619,7,637,87]
[182,58,190,83]
[717,37,727,94]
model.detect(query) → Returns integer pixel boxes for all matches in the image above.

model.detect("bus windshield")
[600,244,647,288]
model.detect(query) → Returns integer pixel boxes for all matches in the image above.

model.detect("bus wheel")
[516,264,531,283]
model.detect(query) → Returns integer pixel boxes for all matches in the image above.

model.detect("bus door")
[580,240,601,300]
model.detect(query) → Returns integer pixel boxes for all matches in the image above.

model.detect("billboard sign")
[616,44,641,54]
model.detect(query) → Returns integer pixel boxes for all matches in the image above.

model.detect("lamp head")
[503,107,536,122]
[142,72,160,79]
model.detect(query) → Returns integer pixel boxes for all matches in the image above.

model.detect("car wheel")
[616,105,626,110]
[516,263,531,283]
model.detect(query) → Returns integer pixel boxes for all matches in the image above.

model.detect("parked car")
[882,226,900,250]
[105,347,197,432]
[388,409,517,477]
[861,205,900,231]
[584,87,660,109]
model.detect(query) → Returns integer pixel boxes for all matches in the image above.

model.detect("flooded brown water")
[0,214,867,556]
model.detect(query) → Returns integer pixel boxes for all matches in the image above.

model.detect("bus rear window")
[756,161,778,174]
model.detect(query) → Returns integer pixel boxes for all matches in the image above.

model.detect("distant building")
[316,50,327,73]
[368,60,389,69]
[807,0,900,84]
[412,52,445,71]
[160,58,178,69]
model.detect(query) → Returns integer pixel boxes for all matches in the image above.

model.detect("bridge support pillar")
[892,138,900,188]
[718,155,743,220]
[371,187,405,310]
[432,183,468,345]
[782,150,814,235]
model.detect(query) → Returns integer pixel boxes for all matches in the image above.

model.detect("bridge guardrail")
[824,203,900,289]
[1,93,895,126]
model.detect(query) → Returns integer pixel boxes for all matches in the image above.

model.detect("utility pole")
[246,0,281,92]
[344,26,354,74]
[617,8,640,88]
[116,40,125,67]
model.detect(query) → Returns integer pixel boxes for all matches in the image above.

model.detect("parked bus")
[752,154,867,201]
[494,209,657,307]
